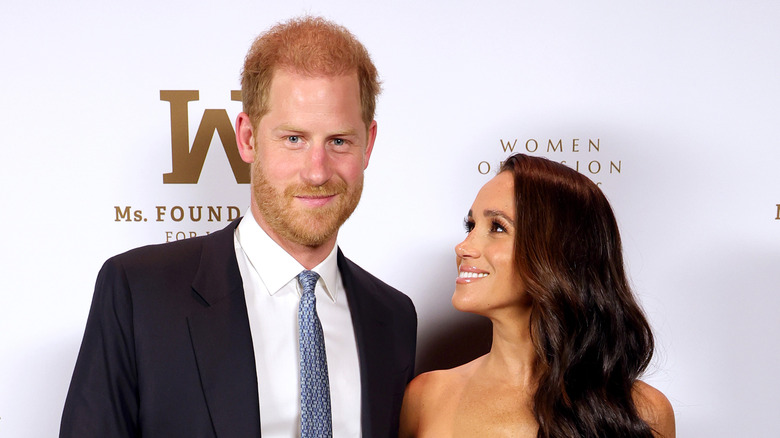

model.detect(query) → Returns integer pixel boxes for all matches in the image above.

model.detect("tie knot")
[298,270,320,295]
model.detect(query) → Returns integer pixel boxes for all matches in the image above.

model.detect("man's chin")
[278,215,341,247]
[283,227,337,248]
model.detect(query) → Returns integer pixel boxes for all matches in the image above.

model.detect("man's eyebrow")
[273,123,304,132]
[330,128,359,136]
[273,124,360,137]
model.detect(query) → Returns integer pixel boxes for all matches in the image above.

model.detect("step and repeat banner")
[1,1,778,436]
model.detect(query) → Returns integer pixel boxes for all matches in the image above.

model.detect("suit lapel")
[186,220,262,437]
[338,250,400,437]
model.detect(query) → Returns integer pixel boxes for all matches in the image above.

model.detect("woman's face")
[452,171,527,316]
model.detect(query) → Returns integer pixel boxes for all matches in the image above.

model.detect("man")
[61,17,417,437]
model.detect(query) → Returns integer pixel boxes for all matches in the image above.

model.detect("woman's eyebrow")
[483,209,514,225]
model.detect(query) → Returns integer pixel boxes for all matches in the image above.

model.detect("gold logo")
[109,91,249,242]
[160,90,249,184]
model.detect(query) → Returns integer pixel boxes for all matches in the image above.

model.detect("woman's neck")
[483,310,537,389]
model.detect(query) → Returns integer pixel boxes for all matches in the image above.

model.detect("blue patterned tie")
[297,270,333,437]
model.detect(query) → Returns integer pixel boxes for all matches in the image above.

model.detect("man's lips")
[294,194,337,207]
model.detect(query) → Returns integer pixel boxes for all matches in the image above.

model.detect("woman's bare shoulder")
[404,363,472,402]
[399,359,484,437]
[399,371,447,437]
[411,356,483,391]
[632,380,676,438]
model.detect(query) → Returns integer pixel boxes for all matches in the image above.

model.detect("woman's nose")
[455,235,478,258]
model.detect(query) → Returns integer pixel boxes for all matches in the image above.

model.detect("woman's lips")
[456,266,489,284]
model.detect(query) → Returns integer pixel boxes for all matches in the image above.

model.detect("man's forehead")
[262,69,362,113]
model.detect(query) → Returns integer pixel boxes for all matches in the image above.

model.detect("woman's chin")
[451,291,486,315]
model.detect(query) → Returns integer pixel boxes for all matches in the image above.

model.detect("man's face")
[247,68,375,248]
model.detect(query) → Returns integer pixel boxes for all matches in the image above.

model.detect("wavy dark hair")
[500,154,655,438]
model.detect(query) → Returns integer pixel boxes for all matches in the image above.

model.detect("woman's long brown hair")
[501,154,655,437]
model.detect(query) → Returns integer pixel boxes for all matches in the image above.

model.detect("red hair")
[241,16,381,128]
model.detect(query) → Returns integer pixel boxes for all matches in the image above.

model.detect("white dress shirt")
[234,210,362,437]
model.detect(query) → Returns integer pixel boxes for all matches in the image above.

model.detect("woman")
[399,154,675,437]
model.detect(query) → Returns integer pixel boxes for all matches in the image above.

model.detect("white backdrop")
[2,1,779,436]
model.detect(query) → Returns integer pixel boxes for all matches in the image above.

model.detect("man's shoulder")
[91,221,241,306]
[103,220,238,274]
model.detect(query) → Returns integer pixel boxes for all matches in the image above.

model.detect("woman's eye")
[463,219,475,233]
[491,221,506,233]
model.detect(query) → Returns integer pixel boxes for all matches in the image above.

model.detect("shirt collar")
[236,209,340,303]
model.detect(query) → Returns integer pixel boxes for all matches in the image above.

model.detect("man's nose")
[300,143,333,186]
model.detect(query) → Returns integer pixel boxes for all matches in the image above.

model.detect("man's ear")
[363,120,377,169]
[235,112,256,163]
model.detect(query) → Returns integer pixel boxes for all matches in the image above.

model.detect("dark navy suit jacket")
[60,219,417,437]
